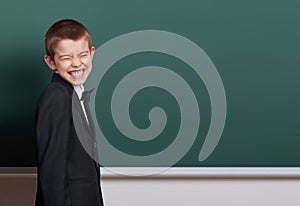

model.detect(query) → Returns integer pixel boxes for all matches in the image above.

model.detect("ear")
[90,46,95,59]
[44,55,57,71]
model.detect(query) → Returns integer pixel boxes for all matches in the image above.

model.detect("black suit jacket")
[35,73,104,206]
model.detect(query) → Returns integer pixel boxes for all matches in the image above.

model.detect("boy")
[35,19,104,206]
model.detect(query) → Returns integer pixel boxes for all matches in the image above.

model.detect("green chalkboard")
[1,0,300,167]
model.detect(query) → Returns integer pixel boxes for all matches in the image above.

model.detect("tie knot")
[80,88,94,102]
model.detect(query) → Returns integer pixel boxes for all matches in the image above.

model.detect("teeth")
[70,70,84,78]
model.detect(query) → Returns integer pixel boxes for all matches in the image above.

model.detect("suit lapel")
[72,93,95,137]
[52,73,95,137]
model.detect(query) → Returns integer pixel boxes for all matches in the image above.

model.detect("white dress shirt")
[73,85,89,125]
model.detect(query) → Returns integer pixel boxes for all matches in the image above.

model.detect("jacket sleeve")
[35,83,72,206]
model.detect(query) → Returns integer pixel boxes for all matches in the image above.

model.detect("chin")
[72,77,88,86]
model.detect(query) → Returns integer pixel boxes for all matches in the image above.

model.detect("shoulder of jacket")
[39,82,72,104]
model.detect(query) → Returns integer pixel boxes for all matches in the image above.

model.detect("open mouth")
[68,69,85,79]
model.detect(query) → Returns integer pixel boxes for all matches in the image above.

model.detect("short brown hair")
[45,19,92,61]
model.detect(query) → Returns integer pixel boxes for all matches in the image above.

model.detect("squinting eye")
[80,54,88,58]
[61,58,71,61]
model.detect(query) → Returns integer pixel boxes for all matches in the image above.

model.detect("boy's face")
[44,37,95,86]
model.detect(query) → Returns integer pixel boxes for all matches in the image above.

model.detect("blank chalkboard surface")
[1,0,300,167]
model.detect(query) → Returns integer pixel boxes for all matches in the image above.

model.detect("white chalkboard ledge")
[1,167,300,179]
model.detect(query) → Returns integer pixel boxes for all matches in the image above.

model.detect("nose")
[71,56,82,68]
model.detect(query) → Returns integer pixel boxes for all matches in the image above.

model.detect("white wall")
[102,179,300,206]
[100,167,300,206]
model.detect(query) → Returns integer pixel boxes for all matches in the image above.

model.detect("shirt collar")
[73,84,85,100]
